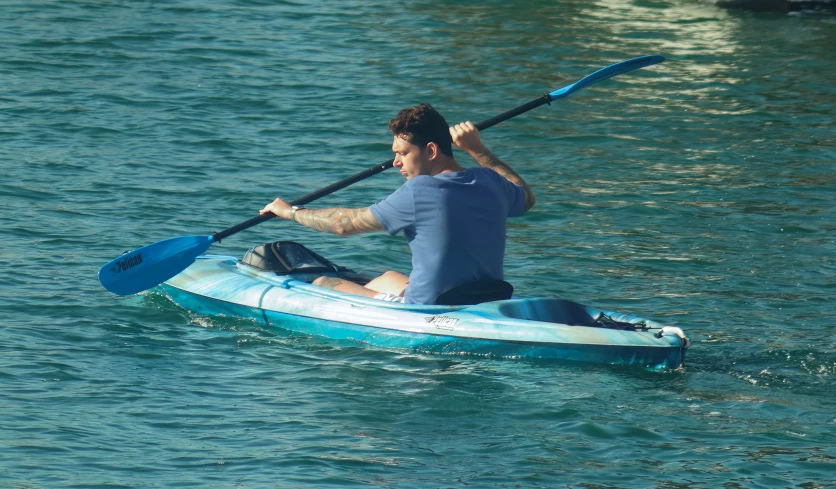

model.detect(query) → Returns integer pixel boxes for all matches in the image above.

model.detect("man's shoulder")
[407,168,508,190]
[470,166,503,180]
[445,166,503,183]
[406,175,436,186]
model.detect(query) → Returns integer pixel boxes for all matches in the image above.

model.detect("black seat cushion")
[241,241,339,274]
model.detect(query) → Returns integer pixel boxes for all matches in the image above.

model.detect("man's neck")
[430,155,464,176]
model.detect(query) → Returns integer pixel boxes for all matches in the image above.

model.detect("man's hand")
[260,197,292,220]
[450,121,489,156]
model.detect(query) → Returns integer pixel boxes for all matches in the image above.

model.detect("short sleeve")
[479,168,526,217]
[504,179,526,217]
[369,183,416,235]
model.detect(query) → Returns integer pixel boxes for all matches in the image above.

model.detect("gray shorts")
[373,292,405,303]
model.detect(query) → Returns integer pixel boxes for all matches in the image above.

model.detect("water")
[2,1,834,487]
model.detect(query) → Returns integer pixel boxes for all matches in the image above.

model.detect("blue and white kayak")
[161,249,689,369]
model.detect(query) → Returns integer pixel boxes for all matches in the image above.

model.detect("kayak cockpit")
[467,298,661,331]
[476,298,600,326]
[232,241,661,331]
[239,240,514,306]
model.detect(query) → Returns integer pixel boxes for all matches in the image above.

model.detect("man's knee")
[366,270,408,295]
[379,270,406,281]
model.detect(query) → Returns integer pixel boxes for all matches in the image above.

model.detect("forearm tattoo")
[472,150,536,211]
[294,207,384,235]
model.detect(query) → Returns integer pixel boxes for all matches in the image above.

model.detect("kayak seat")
[242,241,340,274]
[240,241,372,285]
[435,279,513,306]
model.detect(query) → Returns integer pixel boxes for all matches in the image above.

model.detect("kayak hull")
[161,255,688,369]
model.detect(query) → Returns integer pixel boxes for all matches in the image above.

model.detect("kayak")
[160,242,689,369]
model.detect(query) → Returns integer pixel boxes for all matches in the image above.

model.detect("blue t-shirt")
[369,167,526,305]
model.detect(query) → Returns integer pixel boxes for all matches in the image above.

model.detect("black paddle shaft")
[211,94,552,243]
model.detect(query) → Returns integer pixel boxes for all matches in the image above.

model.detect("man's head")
[388,103,454,179]
[388,103,454,157]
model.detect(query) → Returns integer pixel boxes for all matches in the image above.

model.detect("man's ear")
[426,142,439,160]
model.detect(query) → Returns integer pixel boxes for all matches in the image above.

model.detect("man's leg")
[312,276,378,297]
[364,270,409,296]
[313,270,408,297]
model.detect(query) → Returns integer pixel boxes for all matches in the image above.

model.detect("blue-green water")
[2,1,834,487]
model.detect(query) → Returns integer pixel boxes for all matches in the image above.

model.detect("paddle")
[99,54,664,295]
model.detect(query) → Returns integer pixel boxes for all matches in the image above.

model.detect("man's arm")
[450,121,536,211]
[260,199,384,236]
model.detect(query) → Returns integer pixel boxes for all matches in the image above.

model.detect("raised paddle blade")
[473,54,665,132]
[548,54,664,101]
[98,235,214,295]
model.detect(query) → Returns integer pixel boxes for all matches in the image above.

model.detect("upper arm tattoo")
[294,206,384,235]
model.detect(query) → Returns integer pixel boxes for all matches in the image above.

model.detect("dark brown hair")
[388,103,453,157]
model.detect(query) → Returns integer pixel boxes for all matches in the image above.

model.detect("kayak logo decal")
[110,253,143,273]
[425,315,458,331]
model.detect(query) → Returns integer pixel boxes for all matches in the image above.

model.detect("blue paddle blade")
[548,54,664,101]
[98,235,215,295]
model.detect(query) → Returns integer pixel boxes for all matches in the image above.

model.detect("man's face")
[392,135,430,180]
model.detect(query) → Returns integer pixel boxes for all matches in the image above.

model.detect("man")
[259,103,535,304]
